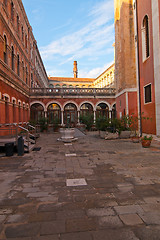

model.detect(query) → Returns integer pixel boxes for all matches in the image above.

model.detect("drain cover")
[66,178,87,186]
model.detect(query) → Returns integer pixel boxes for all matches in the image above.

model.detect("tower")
[114,0,137,118]
[73,61,78,78]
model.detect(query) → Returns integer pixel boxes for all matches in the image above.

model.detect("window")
[22,26,24,41]
[22,61,24,81]
[11,2,14,22]
[142,15,150,61]
[11,46,14,71]
[17,54,20,76]
[17,15,19,33]
[144,84,151,103]
[3,35,7,64]
[26,67,28,84]
[25,34,27,48]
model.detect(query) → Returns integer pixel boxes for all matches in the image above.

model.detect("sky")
[22,0,115,78]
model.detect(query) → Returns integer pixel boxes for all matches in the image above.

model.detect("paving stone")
[87,207,115,217]
[133,226,160,240]
[34,235,59,240]
[6,214,27,223]
[119,214,144,226]
[56,209,85,219]
[40,220,65,235]
[92,229,139,240]
[98,216,123,228]
[114,205,144,215]
[139,212,160,225]
[143,196,160,204]
[61,232,92,240]
[5,223,41,238]
[0,215,6,223]
[0,209,13,214]
[66,218,97,232]
[28,212,56,222]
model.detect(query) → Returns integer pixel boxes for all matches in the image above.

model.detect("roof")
[48,77,95,83]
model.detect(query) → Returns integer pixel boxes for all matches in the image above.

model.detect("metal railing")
[29,87,116,97]
[0,123,36,149]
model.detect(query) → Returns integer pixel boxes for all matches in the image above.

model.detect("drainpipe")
[135,0,142,136]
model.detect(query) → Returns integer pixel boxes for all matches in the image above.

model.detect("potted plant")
[118,115,131,139]
[141,135,153,148]
[52,116,60,132]
[39,117,48,132]
[79,113,94,131]
[129,113,140,143]
[95,116,109,138]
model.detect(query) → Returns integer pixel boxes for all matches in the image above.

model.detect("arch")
[55,84,60,88]
[30,101,46,111]
[3,35,7,64]
[30,102,45,123]
[62,84,67,88]
[47,102,61,124]
[2,93,10,102]
[49,84,54,88]
[11,97,16,104]
[46,100,62,111]
[18,100,21,106]
[63,102,78,127]
[95,101,111,111]
[63,101,79,111]
[11,46,14,71]
[79,101,94,111]
[142,15,150,61]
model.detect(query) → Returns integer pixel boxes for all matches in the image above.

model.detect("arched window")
[3,35,7,64]
[11,46,14,71]
[17,54,20,76]
[22,61,24,81]
[25,34,27,49]
[21,26,24,41]
[17,15,19,33]
[11,1,14,22]
[142,15,150,61]
[26,67,28,84]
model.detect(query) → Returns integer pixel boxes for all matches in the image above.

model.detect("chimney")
[73,61,78,78]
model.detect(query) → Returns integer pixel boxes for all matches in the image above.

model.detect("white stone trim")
[63,101,79,111]
[11,97,17,104]
[115,88,138,98]
[95,101,111,111]
[30,101,46,111]
[152,0,160,135]
[79,101,94,111]
[46,100,63,111]
[2,93,10,102]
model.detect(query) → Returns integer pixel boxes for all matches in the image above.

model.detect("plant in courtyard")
[39,117,48,132]
[95,116,110,131]
[79,113,94,131]
[51,116,60,131]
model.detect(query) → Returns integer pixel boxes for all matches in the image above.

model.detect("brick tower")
[114,0,138,118]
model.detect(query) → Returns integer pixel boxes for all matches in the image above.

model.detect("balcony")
[29,87,116,98]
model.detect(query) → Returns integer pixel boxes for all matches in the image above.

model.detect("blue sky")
[22,0,115,78]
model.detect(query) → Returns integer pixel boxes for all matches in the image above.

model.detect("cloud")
[78,61,114,78]
[40,0,114,65]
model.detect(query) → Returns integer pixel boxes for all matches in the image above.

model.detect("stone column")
[94,110,96,123]
[109,110,112,119]
[61,111,64,126]
[44,111,47,118]
[77,111,80,124]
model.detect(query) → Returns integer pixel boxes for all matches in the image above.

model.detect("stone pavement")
[0,131,160,239]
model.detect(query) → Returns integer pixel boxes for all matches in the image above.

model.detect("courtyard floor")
[0,131,160,239]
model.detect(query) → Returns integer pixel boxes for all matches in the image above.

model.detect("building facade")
[114,0,138,120]
[134,0,160,135]
[0,0,48,134]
